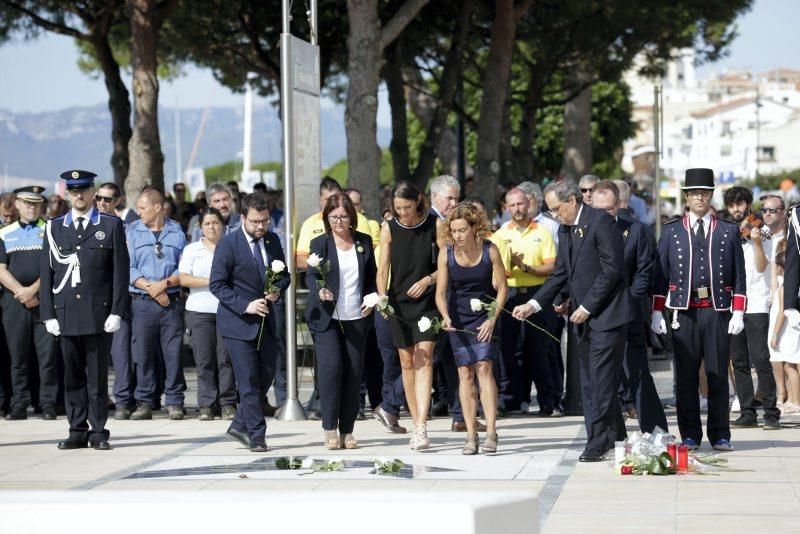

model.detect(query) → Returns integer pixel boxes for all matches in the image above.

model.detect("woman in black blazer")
[305,193,377,449]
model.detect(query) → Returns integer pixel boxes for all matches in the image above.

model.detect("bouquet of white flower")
[257,259,286,349]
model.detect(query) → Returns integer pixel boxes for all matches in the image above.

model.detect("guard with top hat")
[651,168,746,452]
[39,170,130,450]
[0,185,60,421]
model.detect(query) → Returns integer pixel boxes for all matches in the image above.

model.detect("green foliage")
[740,169,800,192]
[324,150,395,187]
[204,160,282,187]
[75,36,183,82]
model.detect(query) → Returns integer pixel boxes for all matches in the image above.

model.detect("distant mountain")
[0,103,391,189]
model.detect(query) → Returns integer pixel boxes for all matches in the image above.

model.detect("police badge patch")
[95,231,106,240]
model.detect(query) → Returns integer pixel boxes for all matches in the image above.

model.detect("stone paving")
[0,360,798,533]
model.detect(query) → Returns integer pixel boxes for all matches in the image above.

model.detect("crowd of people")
[0,167,797,458]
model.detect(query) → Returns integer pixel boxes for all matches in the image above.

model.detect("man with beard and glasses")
[724,186,780,430]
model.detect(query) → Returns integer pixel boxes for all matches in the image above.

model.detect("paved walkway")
[0,362,797,533]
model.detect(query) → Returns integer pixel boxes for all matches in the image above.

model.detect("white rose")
[378,295,389,309]
[418,316,432,333]
[271,259,286,273]
[470,298,483,312]
[306,253,322,269]
[362,292,380,308]
[301,457,315,469]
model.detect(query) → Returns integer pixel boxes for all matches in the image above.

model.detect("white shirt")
[742,237,772,314]
[534,212,560,246]
[178,240,220,314]
[71,207,96,230]
[688,211,712,236]
[242,225,267,265]
[333,246,362,321]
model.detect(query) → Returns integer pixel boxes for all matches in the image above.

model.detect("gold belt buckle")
[696,287,709,299]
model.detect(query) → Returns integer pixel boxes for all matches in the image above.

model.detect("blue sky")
[0,0,797,118]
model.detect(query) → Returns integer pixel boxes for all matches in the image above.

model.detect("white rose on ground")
[270,259,286,273]
[301,457,315,469]
[470,298,483,312]
[306,253,322,269]
[418,316,432,333]
[362,292,380,308]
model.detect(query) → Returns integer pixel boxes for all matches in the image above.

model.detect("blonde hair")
[444,202,491,245]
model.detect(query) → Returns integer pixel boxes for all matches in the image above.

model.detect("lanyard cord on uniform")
[45,220,81,294]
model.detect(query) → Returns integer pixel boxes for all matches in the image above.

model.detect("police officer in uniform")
[40,170,130,450]
[651,168,746,452]
[0,186,60,420]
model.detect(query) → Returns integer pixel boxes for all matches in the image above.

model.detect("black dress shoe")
[249,438,267,452]
[5,410,27,420]
[579,449,606,462]
[357,408,367,420]
[730,415,758,428]
[41,405,57,420]
[226,427,251,448]
[92,440,111,450]
[429,400,449,418]
[261,401,277,417]
[373,406,406,434]
[58,437,88,450]
[451,420,488,432]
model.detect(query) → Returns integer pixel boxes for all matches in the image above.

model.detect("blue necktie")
[252,238,266,283]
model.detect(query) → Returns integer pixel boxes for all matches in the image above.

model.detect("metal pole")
[310,0,318,45]
[277,0,307,421]
[653,85,662,240]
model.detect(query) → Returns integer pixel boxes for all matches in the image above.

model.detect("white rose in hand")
[362,292,381,308]
[418,316,432,333]
[306,253,322,269]
[270,259,286,273]
[470,298,483,312]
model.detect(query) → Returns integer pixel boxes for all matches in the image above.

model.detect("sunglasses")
[154,242,164,259]
[580,188,594,194]
[762,207,783,214]
[95,195,116,203]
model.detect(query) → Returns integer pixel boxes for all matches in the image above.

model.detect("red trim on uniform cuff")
[732,294,746,312]
[652,295,666,312]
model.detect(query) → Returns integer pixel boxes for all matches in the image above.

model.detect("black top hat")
[681,168,715,190]
[59,170,97,190]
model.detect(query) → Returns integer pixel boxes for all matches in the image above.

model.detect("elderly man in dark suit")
[592,181,668,434]
[210,192,289,452]
[513,179,634,462]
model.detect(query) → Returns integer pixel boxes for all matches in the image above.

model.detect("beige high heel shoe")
[323,430,341,449]
[482,432,498,454]
[340,433,358,449]
[462,433,479,455]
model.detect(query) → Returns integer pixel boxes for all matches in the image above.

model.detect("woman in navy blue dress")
[435,203,507,455]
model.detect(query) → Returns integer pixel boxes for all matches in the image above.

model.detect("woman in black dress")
[376,181,443,450]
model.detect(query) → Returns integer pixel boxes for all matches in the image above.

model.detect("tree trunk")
[499,81,515,184]
[561,68,593,181]
[384,41,410,184]
[125,0,164,205]
[91,32,132,188]
[410,0,474,190]
[473,0,519,208]
[515,63,546,179]
[345,0,384,217]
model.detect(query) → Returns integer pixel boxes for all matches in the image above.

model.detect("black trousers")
[433,332,463,421]
[578,324,627,452]
[185,311,236,408]
[313,318,367,434]
[672,307,731,443]
[360,324,384,410]
[1,292,59,411]
[620,314,668,433]
[62,333,111,443]
[374,312,405,416]
[223,331,276,441]
[110,317,135,409]
[730,312,779,420]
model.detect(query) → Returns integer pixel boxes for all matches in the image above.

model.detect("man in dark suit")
[210,192,289,452]
[40,170,130,450]
[513,179,634,462]
[593,181,667,434]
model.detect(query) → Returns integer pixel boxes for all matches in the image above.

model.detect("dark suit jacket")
[210,229,289,341]
[786,206,800,312]
[39,209,130,335]
[122,209,140,224]
[304,231,377,332]
[534,204,634,332]
[617,217,653,301]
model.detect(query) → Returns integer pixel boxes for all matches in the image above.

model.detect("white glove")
[104,314,122,334]
[728,310,745,335]
[44,319,61,337]
[650,311,667,334]
[785,309,800,330]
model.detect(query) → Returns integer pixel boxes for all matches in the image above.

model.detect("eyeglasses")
[95,195,116,203]
[580,188,594,194]
[762,207,783,214]
[686,190,712,199]
[154,242,164,259]
[328,215,351,222]
[548,203,563,217]
[246,217,270,227]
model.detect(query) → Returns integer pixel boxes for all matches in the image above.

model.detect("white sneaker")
[730,397,741,413]
[699,396,708,411]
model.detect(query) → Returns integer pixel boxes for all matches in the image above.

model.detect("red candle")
[677,444,689,472]
[667,444,678,472]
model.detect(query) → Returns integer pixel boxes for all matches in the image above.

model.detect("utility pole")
[653,84,663,239]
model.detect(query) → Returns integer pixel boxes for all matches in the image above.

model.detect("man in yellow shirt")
[494,188,562,417]
[295,178,375,270]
